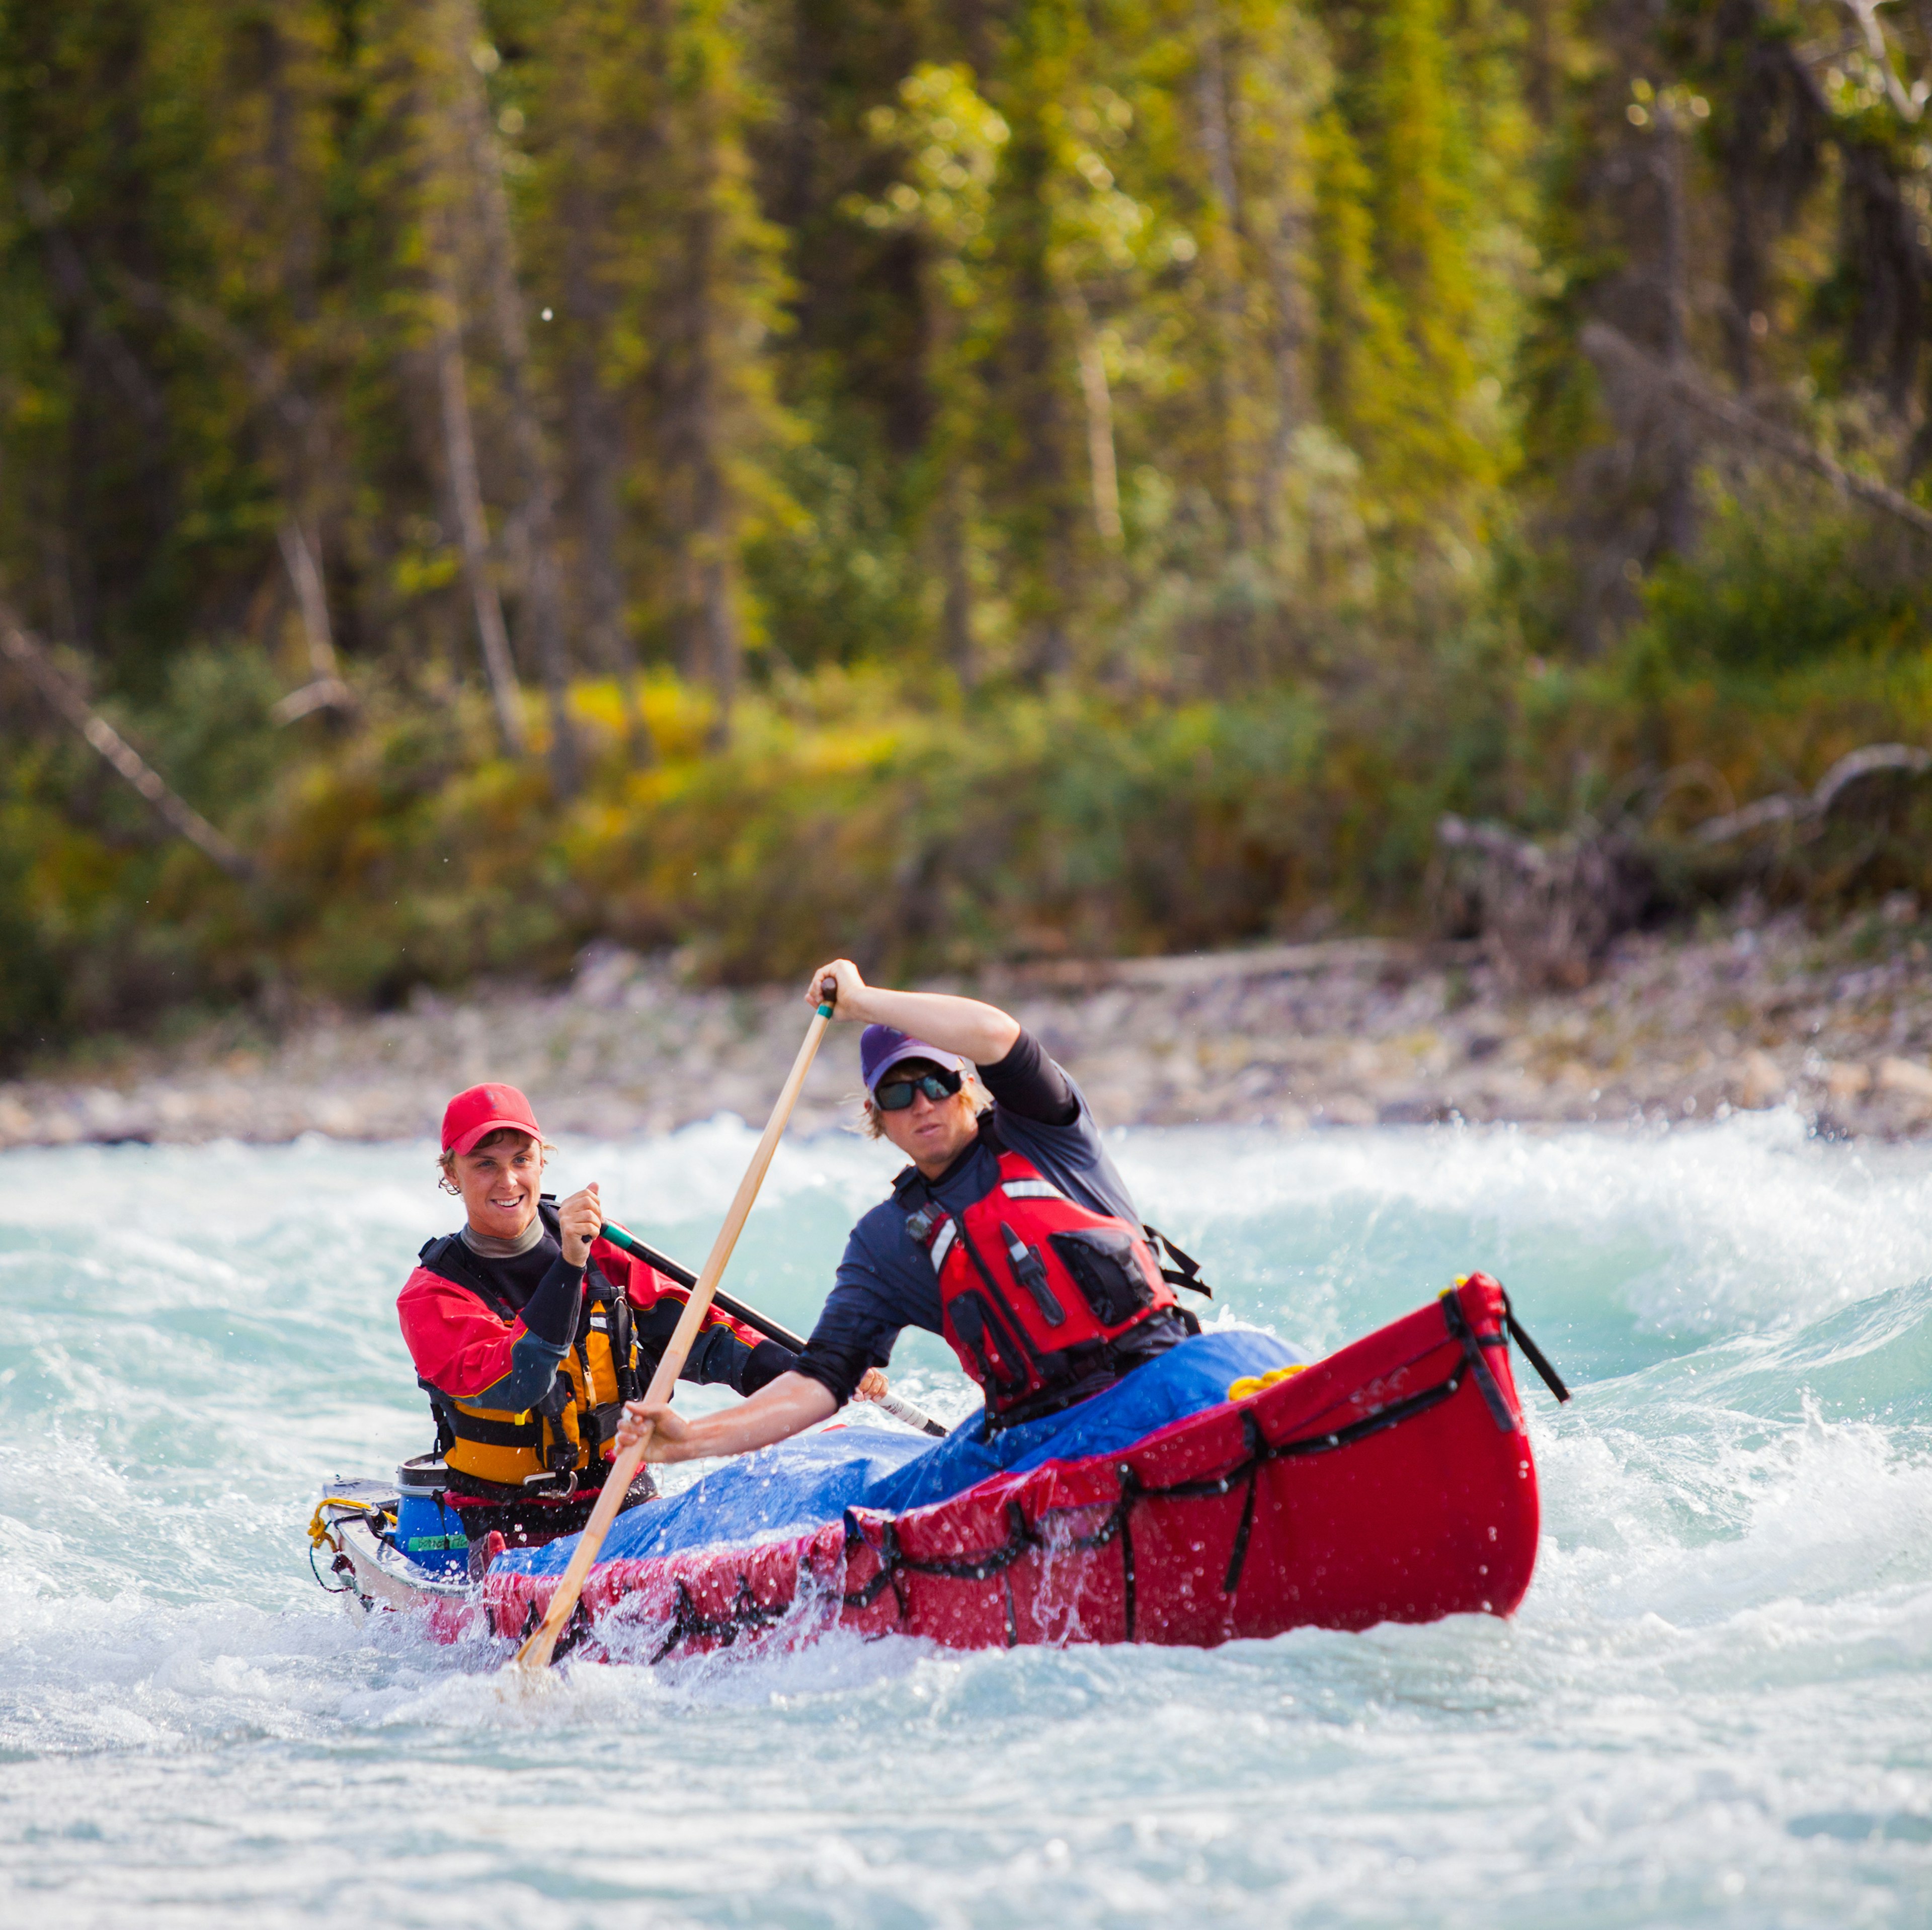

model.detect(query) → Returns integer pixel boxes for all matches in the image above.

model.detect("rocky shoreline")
[6,905,1932,1150]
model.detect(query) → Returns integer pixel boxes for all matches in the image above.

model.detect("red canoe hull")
[481,1274,1543,1662]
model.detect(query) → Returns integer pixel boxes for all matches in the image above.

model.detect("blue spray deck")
[498,1327,1304,1574]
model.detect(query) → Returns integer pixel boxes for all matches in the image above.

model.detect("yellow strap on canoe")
[308,1497,392,1547]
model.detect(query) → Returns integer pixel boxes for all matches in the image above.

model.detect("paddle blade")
[511,1431,652,1671]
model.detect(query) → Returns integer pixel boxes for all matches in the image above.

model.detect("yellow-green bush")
[8,596,1932,1071]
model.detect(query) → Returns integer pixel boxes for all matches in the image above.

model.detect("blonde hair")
[436,1128,555,1193]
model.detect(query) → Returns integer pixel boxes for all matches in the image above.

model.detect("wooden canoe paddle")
[593,1221,948,1438]
[512,977,841,1672]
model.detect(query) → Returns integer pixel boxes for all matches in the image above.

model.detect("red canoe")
[478,1273,1551,1663]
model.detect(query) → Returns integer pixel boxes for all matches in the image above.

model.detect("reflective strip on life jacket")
[911,1149,1181,1431]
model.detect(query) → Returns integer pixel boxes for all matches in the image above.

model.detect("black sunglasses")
[874,1068,963,1111]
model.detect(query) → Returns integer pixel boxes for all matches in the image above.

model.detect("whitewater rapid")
[2,1112,1928,1926]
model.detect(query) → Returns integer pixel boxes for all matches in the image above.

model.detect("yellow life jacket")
[416,1210,641,1495]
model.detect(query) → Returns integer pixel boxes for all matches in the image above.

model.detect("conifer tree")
[555,0,792,743]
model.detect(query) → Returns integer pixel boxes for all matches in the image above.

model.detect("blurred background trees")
[7,0,1932,1057]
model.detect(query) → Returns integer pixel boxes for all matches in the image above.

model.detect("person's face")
[875,1064,979,1176]
[455,1132,543,1238]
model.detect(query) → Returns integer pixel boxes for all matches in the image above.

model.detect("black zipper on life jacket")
[532,1377,579,1478]
[947,1293,1028,1395]
[606,1290,639,1404]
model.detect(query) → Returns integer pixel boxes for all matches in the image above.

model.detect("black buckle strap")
[1144,1223,1213,1297]
[999,1220,1067,1325]
[420,1380,545,1448]
[1440,1290,1518,1433]
[1499,1290,1570,1404]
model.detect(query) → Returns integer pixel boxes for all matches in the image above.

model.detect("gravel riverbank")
[7,906,1932,1149]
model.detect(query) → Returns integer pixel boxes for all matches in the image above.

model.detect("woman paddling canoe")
[398,1081,885,1562]
[616,963,1303,1502]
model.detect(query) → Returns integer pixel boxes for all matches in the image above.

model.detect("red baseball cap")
[441,1082,544,1156]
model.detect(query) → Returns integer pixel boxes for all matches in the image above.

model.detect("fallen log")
[0,610,255,883]
[1434,814,1653,990]
[1692,743,1932,845]
[1581,323,1932,545]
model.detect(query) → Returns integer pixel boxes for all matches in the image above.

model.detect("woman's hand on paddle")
[805,958,867,1022]
[855,1368,889,1402]
[557,1183,602,1268]
[617,1398,692,1463]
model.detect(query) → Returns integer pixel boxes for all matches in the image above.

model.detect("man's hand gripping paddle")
[511,978,840,1673]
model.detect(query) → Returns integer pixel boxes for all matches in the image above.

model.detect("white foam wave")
[5,1119,1932,1927]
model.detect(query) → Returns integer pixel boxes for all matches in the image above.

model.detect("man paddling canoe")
[397,1082,811,1553]
[617,961,1210,1475]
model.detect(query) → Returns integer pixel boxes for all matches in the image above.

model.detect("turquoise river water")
[1,1112,1929,1926]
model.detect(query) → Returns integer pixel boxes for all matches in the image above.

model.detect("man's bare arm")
[617,1370,838,1464]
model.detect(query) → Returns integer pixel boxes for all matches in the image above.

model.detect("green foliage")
[1636,493,1931,673]
[9,0,1932,1061]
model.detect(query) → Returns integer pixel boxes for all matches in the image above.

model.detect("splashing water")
[2,1111,1929,1926]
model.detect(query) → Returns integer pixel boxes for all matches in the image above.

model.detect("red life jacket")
[906,1147,1187,1430]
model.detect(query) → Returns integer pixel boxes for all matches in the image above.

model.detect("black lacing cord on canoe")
[645,1293,1573,1658]
[518,1588,595,1659]
[647,1574,797,1663]
[841,1501,1043,1610]
[839,1367,1472,1639]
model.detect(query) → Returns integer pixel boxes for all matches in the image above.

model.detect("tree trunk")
[276,519,334,680]
[567,335,652,762]
[436,322,528,754]
[445,0,580,795]
[1654,124,1696,558]
[560,171,652,764]
[937,469,976,687]
[271,519,356,721]
[682,174,740,746]
[1063,288,1122,546]
[1194,4,1256,547]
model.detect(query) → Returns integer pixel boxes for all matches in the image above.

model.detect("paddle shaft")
[596,1222,948,1438]
[512,986,839,1670]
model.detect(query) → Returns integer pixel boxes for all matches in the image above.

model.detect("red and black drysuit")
[398,1196,793,1543]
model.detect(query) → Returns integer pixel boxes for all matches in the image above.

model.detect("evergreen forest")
[7,0,1932,1060]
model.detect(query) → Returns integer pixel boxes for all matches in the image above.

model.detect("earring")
[438,1174,461,1196]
